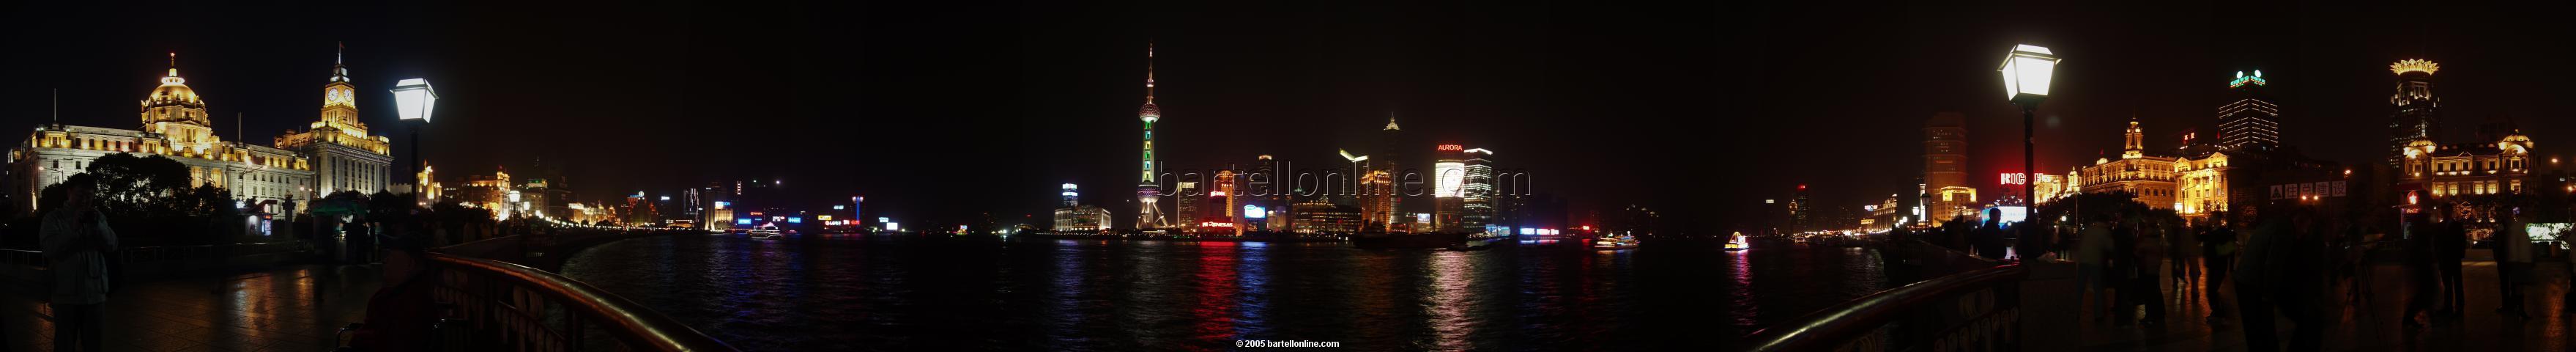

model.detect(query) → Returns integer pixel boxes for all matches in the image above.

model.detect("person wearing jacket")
[40,174,118,352]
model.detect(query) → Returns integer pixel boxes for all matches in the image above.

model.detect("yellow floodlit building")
[10,54,315,214]
[2071,117,2178,210]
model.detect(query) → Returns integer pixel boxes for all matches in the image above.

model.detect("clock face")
[330,89,352,105]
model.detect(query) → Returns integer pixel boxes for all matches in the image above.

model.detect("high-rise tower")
[2217,70,2280,150]
[2388,59,2440,166]
[1923,113,1975,225]
[1135,44,1171,230]
[1433,144,1465,232]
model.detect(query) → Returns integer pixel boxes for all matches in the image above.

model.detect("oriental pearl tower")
[1135,44,1172,230]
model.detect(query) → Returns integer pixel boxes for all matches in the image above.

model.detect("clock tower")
[276,43,396,195]
[319,43,368,136]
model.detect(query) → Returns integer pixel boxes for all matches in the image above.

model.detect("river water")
[557,233,1734,351]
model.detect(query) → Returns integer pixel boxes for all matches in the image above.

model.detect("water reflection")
[560,234,1723,351]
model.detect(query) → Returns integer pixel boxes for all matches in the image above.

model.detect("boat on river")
[1592,235,1639,250]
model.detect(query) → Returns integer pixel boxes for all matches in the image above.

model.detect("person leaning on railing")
[342,221,442,351]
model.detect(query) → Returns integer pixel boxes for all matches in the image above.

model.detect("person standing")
[2079,213,2116,324]
[2402,213,2440,329]
[2169,217,2200,296]
[2109,210,2142,327]
[2438,219,2468,322]
[39,175,118,352]
[2200,212,2238,323]
[2237,208,2327,351]
[2131,216,2169,326]
[2495,215,2532,319]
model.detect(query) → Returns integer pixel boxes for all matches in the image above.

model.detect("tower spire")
[1146,42,1156,103]
[336,41,345,64]
[1384,113,1400,131]
[168,52,179,77]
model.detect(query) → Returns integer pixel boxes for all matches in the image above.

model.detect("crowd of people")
[2027,201,2570,351]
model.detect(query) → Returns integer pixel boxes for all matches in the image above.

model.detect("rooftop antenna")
[51,89,58,125]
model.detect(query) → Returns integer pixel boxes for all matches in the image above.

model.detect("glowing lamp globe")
[1998,44,2060,106]
[390,78,439,123]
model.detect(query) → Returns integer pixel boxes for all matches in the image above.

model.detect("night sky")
[5,1,2567,232]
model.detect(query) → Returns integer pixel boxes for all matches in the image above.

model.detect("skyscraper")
[1376,115,1405,229]
[1135,44,1170,230]
[1433,144,1466,232]
[1923,113,1975,225]
[1174,181,1200,230]
[1061,183,1079,208]
[1461,147,1495,233]
[2388,59,2441,166]
[2218,70,2280,151]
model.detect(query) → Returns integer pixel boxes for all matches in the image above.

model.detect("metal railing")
[1735,263,2028,352]
[425,252,736,351]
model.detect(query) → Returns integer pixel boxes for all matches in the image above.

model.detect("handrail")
[425,252,737,351]
[1736,263,2027,351]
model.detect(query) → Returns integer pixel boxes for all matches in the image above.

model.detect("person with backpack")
[40,174,118,352]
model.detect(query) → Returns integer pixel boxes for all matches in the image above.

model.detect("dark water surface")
[1715,244,1890,339]
[557,233,1729,351]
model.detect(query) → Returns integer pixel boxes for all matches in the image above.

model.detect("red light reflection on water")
[1190,241,1241,344]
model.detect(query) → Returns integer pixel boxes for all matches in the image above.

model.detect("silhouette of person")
[40,174,117,352]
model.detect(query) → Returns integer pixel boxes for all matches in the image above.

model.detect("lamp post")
[390,78,438,208]
[2001,44,2058,257]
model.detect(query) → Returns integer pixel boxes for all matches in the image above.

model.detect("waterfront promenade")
[2090,253,2575,351]
[3,264,383,352]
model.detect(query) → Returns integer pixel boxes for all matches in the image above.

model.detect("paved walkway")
[4,265,384,352]
[2080,255,2575,351]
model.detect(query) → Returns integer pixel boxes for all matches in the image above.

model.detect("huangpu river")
[557,232,1745,351]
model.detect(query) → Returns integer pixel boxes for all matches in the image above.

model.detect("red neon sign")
[1999,173,2027,185]
[1437,144,1463,151]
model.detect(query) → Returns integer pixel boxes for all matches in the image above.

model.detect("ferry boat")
[1592,235,1639,250]
[1725,232,1750,251]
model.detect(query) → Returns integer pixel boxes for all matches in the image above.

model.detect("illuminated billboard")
[1243,205,1268,219]
[1435,161,1466,197]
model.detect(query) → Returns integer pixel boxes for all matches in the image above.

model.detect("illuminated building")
[11,54,316,213]
[1216,169,1240,236]
[2031,174,2065,205]
[1789,185,1811,232]
[2218,70,2280,150]
[412,165,442,205]
[518,177,555,219]
[2402,117,2536,221]
[1359,169,1395,231]
[1059,183,1079,207]
[1923,113,1978,224]
[458,167,514,219]
[1055,205,1109,232]
[1433,144,1466,232]
[1173,181,1200,230]
[1373,114,1405,229]
[2388,59,2442,166]
[1461,148,1495,233]
[1133,44,1170,230]
[2173,146,2235,216]
[1289,199,1362,234]
[274,44,393,197]
[2071,117,2178,210]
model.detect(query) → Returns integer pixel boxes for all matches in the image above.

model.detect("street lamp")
[2000,43,2058,257]
[391,78,437,208]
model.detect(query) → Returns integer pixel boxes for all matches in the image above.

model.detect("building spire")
[336,41,345,64]
[1384,113,1401,131]
[1146,42,1156,103]
[167,52,179,77]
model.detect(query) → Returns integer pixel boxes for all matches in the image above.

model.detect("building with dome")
[10,53,316,214]
[275,44,394,197]
[2069,117,2178,210]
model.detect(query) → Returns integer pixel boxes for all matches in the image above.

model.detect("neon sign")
[1436,144,1463,151]
[1999,173,2027,185]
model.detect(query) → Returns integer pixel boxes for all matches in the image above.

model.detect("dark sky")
[4,1,2566,232]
